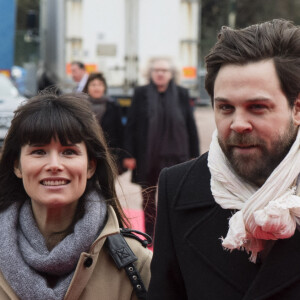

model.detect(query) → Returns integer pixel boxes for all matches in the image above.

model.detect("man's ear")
[293,94,300,126]
[87,159,97,179]
[14,161,22,178]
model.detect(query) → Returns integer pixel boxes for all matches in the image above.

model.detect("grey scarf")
[88,96,111,123]
[0,190,107,300]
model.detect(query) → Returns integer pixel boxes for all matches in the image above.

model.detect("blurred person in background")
[71,61,88,92]
[0,93,152,299]
[123,56,200,238]
[83,72,126,175]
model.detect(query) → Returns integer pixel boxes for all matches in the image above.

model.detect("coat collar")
[185,203,300,299]
[173,154,300,299]
[243,229,300,300]
[0,205,121,299]
[0,271,17,299]
[243,186,300,299]
[89,205,120,255]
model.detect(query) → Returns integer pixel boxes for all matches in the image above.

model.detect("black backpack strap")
[106,232,148,300]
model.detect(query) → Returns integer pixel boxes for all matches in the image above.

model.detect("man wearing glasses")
[123,57,199,238]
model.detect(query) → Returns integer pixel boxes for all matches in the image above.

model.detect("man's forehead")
[213,59,290,110]
[214,60,278,87]
[71,64,80,70]
[217,59,274,74]
[153,60,171,69]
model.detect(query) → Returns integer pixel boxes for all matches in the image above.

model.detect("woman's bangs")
[18,106,85,146]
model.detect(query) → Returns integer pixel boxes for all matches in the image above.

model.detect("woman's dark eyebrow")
[64,142,79,147]
[28,143,46,147]
[28,141,79,147]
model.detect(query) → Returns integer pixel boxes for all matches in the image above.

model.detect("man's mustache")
[225,134,265,147]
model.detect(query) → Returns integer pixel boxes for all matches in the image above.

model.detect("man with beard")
[148,19,300,300]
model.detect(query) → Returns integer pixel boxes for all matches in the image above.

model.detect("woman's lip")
[40,178,70,186]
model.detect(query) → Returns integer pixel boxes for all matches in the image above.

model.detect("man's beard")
[218,121,298,187]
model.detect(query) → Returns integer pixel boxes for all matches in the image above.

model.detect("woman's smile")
[14,138,96,210]
[40,178,70,186]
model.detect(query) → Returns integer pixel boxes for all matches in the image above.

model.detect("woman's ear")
[87,159,97,179]
[14,161,22,178]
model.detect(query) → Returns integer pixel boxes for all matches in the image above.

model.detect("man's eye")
[219,104,233,111]
[250,104,268,111]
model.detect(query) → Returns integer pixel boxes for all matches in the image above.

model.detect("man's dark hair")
[71,61,85,70]
[205,19,300,107]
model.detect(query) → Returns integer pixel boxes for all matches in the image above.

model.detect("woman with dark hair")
[0,93,151,299]
[83,72,126,175]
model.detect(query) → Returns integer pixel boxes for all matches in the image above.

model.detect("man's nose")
[46,153,63,172]
[230,112,252,133]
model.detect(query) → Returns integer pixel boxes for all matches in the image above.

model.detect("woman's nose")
[46,153,63,172]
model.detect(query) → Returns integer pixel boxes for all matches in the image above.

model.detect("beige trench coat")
[0,206,152,299]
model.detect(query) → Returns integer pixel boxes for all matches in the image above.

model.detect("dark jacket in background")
[148,152,300,300]
[124,84,199,185]
[88,97,126,174]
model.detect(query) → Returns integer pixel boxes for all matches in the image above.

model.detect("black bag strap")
[106,232,149,300]
[120,228,152,248]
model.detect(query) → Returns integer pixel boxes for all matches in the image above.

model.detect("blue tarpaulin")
[0,0,16,74]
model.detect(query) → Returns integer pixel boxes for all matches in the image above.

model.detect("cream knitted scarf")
[208,129,300,263]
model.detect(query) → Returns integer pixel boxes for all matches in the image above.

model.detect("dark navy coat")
[148,152,300,300]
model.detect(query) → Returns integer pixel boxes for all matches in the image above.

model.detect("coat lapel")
[173,154,300,299]
[183,202,261,295]
[181,192,300,299]
[172,155,260,295]
[243,229,300,300]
